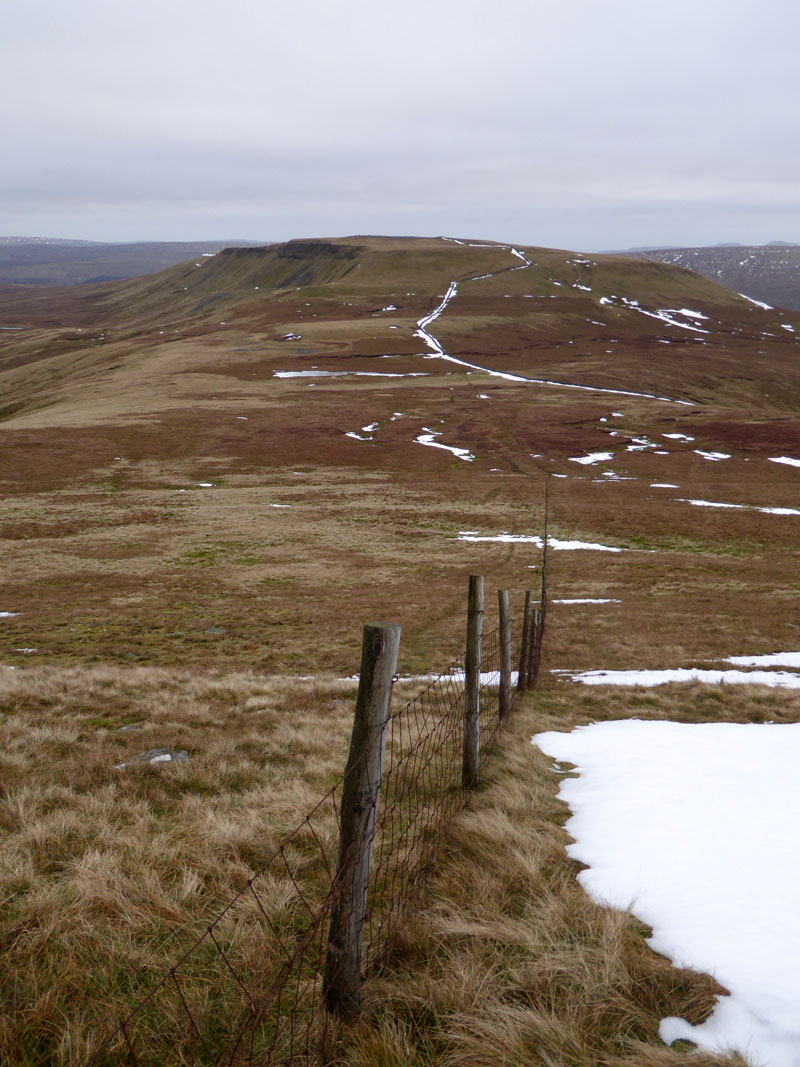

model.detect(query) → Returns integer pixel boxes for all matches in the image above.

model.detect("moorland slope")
[2,235,800,1065]
[2,234,800,671]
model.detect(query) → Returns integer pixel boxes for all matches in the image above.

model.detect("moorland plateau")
[1,235,798,1065]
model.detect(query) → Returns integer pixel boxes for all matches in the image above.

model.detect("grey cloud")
[2,0,799,246]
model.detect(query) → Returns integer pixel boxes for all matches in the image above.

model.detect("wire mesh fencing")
[89,620,521,1067]
[365,623,506,975]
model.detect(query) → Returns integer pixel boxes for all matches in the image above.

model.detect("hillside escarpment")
[632,244,800,310]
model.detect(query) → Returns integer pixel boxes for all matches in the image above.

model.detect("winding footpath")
[415,240,693,406]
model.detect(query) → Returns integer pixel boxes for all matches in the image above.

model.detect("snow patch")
[416,429,475,462]
[556,668,800,688]
[274,370,428,379]
[569,452,614,466]
[553,598,621,604]
[533,719,800,1067]
[457,532,622,552]
[679,499,800,516]
[694,450,731,461]
[727,652,800,668]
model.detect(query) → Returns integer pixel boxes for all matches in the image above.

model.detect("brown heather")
[2,236,800,1063]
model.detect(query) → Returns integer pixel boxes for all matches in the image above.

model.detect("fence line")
[90,577,546,1066]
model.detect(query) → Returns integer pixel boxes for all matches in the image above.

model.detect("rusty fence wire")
[89,624,521,1067]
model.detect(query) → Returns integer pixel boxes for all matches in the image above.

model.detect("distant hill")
[0,237,267,285]
[3,234,800,419]
[0,236,101,247]
[626,243,800,310]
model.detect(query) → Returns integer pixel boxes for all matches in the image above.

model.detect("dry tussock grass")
[0,660,483,1065]
[0,664,365,1065]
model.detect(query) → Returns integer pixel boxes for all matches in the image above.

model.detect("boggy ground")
[1,236,799,1063]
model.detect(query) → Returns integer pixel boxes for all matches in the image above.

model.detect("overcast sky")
[3,0,798,249]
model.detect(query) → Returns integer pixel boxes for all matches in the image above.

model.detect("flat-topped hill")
[1,234,798,428]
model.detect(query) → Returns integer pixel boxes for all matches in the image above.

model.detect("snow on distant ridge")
[740,293,774,310]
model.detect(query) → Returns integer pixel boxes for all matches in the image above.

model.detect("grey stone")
[115,748,189,770]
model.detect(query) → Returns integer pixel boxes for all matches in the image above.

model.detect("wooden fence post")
[534,491,549,686]
[517,590,532,692]
[498,588,512,721]
[323,622,401,1018]
[527,607,541,688]
[541,474,550,632]
[463,575,484,789]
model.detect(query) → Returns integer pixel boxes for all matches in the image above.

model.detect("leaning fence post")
[498,588,512,720]
[517,590,533,692]
[463,575,484,789]
[323,622,401,1018]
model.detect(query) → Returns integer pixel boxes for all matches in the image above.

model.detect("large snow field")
[534,720,800,1066]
